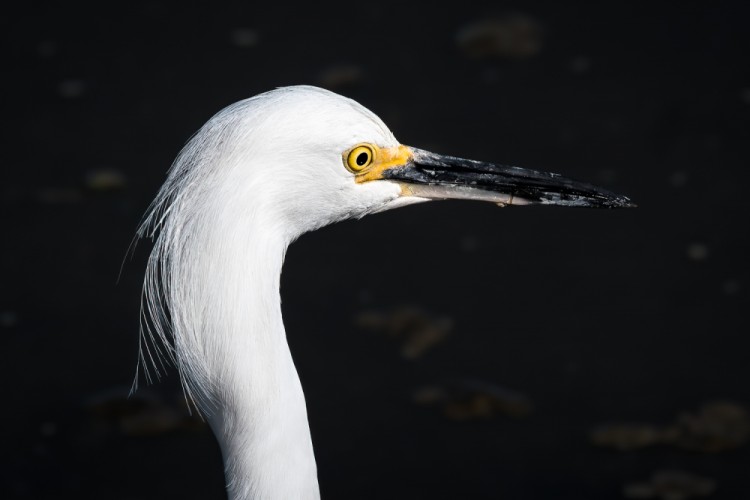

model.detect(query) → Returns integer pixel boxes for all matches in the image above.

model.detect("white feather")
[135,86,422,499]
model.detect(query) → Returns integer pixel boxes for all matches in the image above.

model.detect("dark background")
[4,1,749,499]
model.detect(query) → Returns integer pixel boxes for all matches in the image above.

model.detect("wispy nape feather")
[130,98,258,415]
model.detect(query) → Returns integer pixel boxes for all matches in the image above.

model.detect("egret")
[134,85,633,499]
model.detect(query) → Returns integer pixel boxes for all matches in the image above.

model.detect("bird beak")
[367,146,635,208]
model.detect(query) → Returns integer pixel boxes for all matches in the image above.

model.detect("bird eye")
[346,145,375,172]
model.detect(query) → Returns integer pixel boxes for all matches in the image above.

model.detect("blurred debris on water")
[354,306,453,359]
[85,387,205,437]
[317,64,365,90]
[622,470,716,500]
[85,167,128,191]
[590,401,749,453]
[590,422,667,451]
[34,187,83,204]
[456,13,543,60]
[413,379,532,420]
[672,401,750,452]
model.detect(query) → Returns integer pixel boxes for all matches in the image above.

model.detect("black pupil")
[356,151,369,166]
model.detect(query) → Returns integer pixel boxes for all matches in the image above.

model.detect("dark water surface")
[4,2,749,499]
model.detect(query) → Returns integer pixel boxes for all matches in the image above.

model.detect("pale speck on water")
[570,55,591,73]
[0,311,18,328]
[669,171,689,188]
[357,289,372,305]
[597,168,617,184]
[461,235,479,253]
[58,79,86,98]
[686,242,709,261]
[39,422,58,437]
[481,67,501,84]
[230,28,259,48]
[36,41,57,58]
[722,279,741,295]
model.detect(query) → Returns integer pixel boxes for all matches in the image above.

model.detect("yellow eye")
[346,145,375,172]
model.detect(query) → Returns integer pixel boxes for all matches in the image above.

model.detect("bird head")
[162,85,633,243]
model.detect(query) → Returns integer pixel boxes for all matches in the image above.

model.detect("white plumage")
[134,85,631,499]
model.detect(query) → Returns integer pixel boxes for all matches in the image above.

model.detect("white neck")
[172,213,320,500]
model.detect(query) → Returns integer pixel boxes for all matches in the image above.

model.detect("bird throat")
[189,227,321,500]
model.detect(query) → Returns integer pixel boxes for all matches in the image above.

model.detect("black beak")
[383,147,635,208]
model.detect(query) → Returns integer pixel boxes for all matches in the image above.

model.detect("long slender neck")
[180,218,320,500]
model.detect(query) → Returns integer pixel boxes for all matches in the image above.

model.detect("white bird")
[134,85,632,500]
